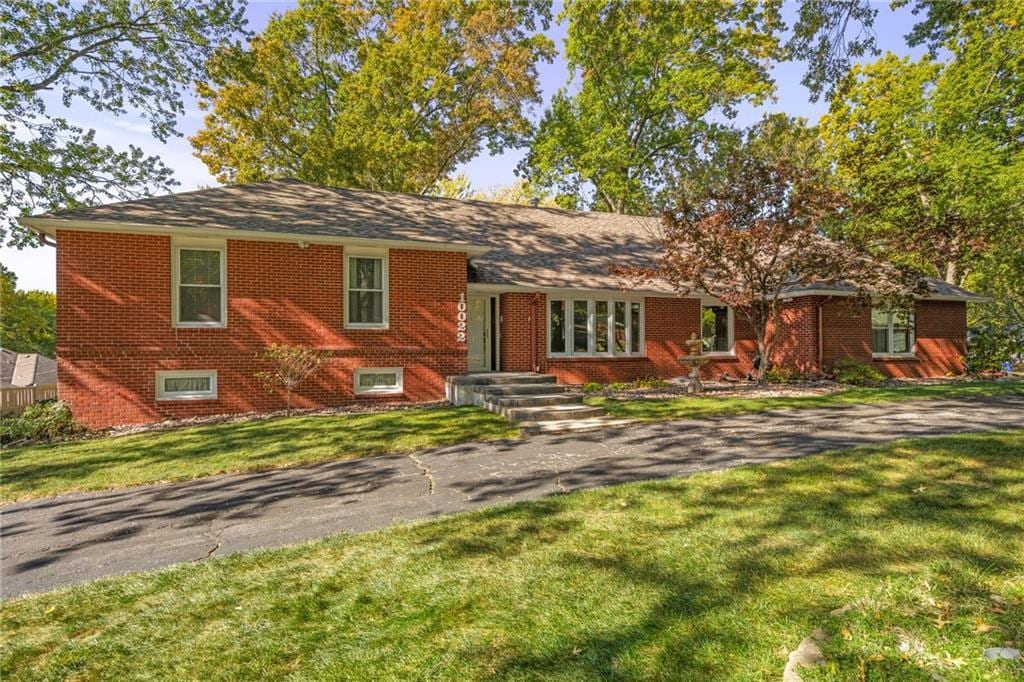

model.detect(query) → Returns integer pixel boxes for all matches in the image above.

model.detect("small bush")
[832,359,886,386]
[0,400,80,445]
[764,367,796,383]
[607,382,630,391]
[965,322,1024,374]
[634,377,670,389]
[582,382,603,394]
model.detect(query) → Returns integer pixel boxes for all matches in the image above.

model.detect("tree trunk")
[945,259,959,286]
[286,388,292,417]
[756,338,768,386]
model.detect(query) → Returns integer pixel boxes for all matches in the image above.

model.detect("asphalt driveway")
[3,395,1022,598]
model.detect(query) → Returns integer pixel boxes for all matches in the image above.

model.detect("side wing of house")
[53,229,470,428]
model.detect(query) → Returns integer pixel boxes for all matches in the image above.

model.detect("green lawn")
[3,430,1022,680]
[0,406,520,504]
[588,379,1024,421]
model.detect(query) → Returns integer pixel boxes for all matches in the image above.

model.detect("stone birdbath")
[677,333,711,394]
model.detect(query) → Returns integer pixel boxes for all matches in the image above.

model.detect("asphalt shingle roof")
[29,179,983,300]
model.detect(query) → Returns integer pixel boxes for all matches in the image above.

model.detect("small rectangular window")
[354,367,403,395]
[594,300,609,353]
[573,300,589,353]
[614,301,627,353]
[630,302,641,353]
[176,247,225,325]
[549,300,566,354]
[872,308,915,355]
[156,370,217,400]
[701,306,731,353]
[347,255,386,326]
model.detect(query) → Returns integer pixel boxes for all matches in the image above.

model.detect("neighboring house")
[0,348,58,414]
[19,179,983,429]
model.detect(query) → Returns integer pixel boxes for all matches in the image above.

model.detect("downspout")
[531,292,541,373]
[816,298,827,377]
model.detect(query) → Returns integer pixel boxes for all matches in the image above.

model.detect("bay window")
[549,296,643,357]
[872,308,915,355]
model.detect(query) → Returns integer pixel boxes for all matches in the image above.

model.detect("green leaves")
[1,0,248,246]
[192,0,555,194]
[0,264,55,356]
[519,0,784,214]
[820,2,1024,286]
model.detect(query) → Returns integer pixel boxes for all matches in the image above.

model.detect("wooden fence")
[0,385,58,416]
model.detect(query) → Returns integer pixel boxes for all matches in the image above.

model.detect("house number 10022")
[456,293,467,343]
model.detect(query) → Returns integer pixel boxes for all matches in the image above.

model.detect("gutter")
[17,216,492,257]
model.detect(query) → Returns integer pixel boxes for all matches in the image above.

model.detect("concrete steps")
[445,372,631,434]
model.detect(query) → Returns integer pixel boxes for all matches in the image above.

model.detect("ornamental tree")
[255,344,329,416]
[617,116,922,384]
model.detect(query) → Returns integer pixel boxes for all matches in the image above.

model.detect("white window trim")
[871,308,916,358]
[156,370,218,401]
[172,238,227,328]
[701,305,735,356]
[354,367,403,395]
[344,247,389,329]
[547,297,645,359]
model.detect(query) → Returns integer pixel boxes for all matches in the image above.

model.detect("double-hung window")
[701,305,733,354]
[549,297,643,357]
[346,251,388,328]
[174,244,226,327]
[872,308,915,355]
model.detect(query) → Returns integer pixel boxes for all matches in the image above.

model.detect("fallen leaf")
[974,620,994,634]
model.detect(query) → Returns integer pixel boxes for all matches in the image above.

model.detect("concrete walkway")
[2,396,1021,598]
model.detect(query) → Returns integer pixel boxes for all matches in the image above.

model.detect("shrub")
[634,377,670,389]
[582,382,603,394]
[832,359,886,386]
[764,367,796,383]
[607,382,630,391]
[0,400,80,445]
[965,322,1024,374]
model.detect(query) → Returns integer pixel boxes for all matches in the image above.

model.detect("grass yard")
[2,430,1022,680]
[588,379,1024,421]
[0,406,519,504]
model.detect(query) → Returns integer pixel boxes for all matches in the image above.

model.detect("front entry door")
[467,295,491,372]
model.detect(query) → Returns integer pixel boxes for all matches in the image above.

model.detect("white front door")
[467,295,491,372]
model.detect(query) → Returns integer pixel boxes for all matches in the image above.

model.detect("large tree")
[518,0,784,214]
[619,116,920,384]
[1,0,247,247]
[192,0,554,194]
[0,265,56,356]
[819,1,1023,286]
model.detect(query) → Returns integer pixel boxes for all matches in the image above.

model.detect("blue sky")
[4,1,926,292]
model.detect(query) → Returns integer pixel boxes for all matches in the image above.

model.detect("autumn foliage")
[618,118,922,384]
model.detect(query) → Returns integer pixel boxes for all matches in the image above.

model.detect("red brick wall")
[497,293,707,383]
[492,291,967,385]
[57,230,467,428]
[814,297,966,378]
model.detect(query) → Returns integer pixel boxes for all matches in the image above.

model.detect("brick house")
[20,179,983,429]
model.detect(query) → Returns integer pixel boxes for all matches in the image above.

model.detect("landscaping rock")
[783,628,827,682]
[983,647,1021,660]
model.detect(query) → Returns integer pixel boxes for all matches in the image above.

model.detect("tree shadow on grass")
[407,431,1024,678]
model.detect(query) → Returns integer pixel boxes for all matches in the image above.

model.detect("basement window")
[354,367,403,395]
[156,370,217,400]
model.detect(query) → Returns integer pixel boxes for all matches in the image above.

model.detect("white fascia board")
[19,217,491,256]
